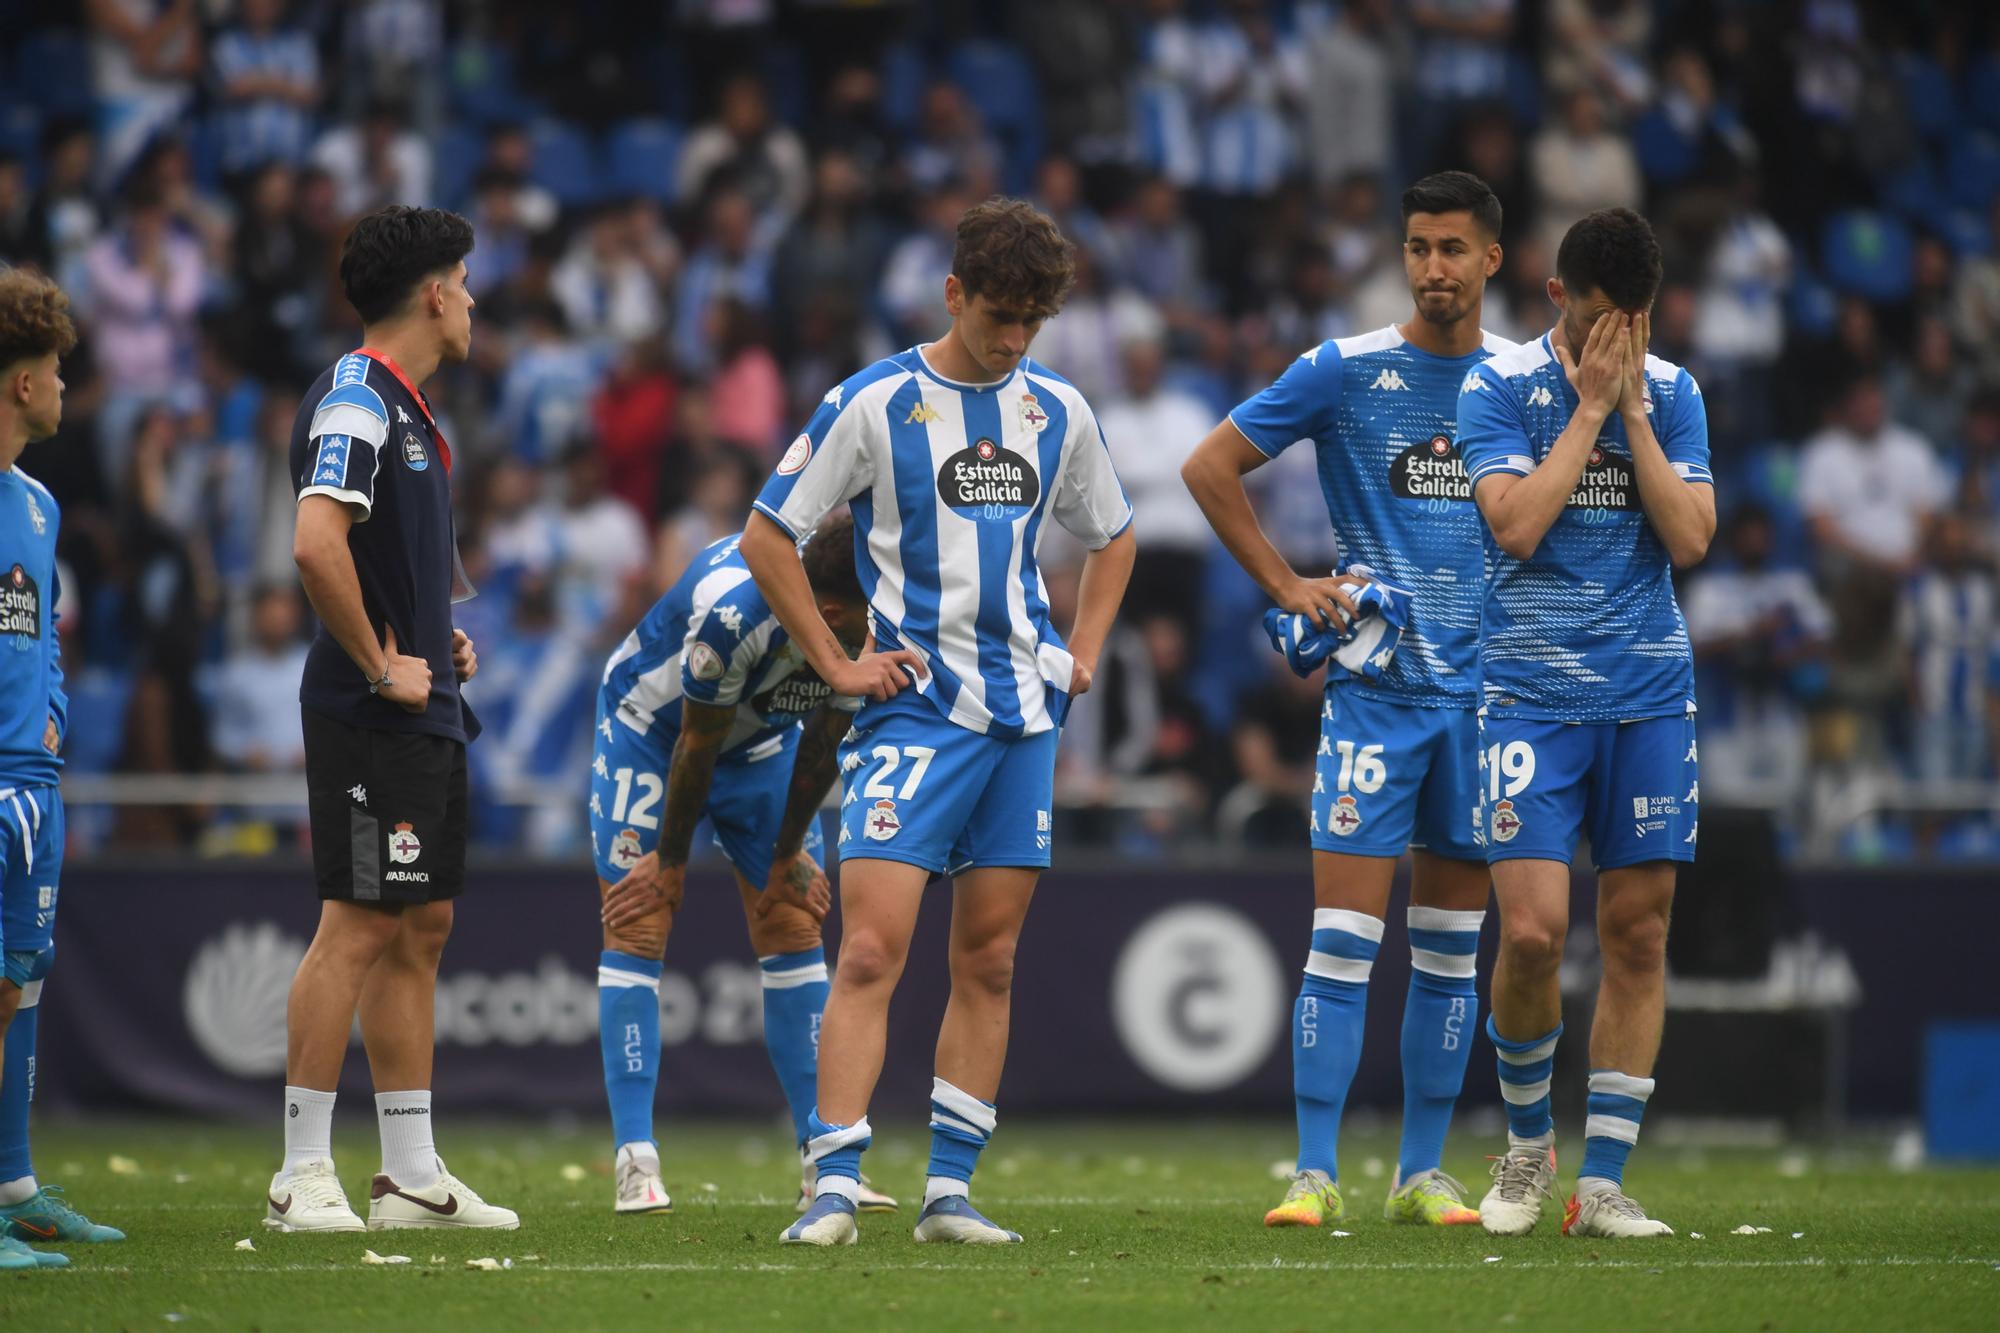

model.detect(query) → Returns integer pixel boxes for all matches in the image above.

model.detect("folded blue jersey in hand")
[1261,568,1413,682]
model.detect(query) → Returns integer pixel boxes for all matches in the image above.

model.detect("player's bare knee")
[397,902,454,960]
[832,930,905,990]
[1498,916,1565,977]
[748,907,821,959]
[604,912,670,959]
[1599,909,1668,977]
[950,937,1017,1000]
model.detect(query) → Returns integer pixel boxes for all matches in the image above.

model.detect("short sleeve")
[1659,369,1713,484]
[681,585,778,709]
[753,382,875,539]
[1228,342,1342,458]
[297,378,390,517]
[1049,395,1134,550]
[1456,363,1535,484]
[828,690,864,715]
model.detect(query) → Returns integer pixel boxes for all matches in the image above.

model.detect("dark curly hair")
[801,510,864,606]
[337,205,475,326]
[0,266,78,369]
[1556,208,1663,312]
[1402,170,1503,239]
[951,197,1076,319]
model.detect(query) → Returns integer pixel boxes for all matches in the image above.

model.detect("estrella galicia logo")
[402,431,428,471]
[752,670,836,719]
[937,437,1038,521]
[1565,443,1635,512]
[0,564,40,641]
[1389,433,1471,501]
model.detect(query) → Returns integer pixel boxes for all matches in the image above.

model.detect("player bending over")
[0,268,124,1270]
[746,198,1135,1246]
[591,516,898,1216]
[1182,172,1515,1229]
[1456,207,1714,1238]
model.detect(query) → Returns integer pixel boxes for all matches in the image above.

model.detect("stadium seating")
[604,119,683,205]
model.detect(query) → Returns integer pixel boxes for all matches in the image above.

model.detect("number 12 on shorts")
[1484,741,1535,799]
[608,768,663,829]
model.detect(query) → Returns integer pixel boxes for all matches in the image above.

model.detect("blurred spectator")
[772,149,890,351]
[1096,328,1216,631]
[1799,375,1949,579]
[1303,0,1394,190]
[86,0,203,189]
[1683,504,1833,805]
[1632,49,1752,192]
[552,204,671,349]
[336,0,445,129]
[84,180,203,462]
[1529,89,1642,257]
[878,183,967,349]
[592,337,678,524]
[1034,156,1118,278]
[229,162,317,383]
[0,156,31,262]
[902,83,1002,198]
[676,72,811,229]
[477,125,561,232]
[1135,0,1205,189]
[1406,0,1516,169]
[310,97,432,219]
[1114,175,1208,321]
[1899,514,1999,784]
[1193,0,1308,200]
[1014,0,1132,163]
[674,188,774,374]
[465,167,540,300]
[1691,170,1791,436]
[655,448,757,592]
[706,298,785,456]
[1543,0,1651,114]
[1950,197,2000,386]
[1886,315,1976,452]
[811,65,896,184]
[16,122,102,292]
[550,443,649,639]
[1225,656,1321,846]
[1028,247,1156,406]
[208,584,309,777]
[210,0,321,179]
[496,300,604,465]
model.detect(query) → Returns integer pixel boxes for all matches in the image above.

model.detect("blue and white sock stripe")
[929,1077,996,1144]
[1489,1016,1561,1106]
[1305,908,1383,983]
[758,948,829,989]
[1585,1070,1654,1145]
[597,952,663,991]
[1407,906,1483,979]
[804,1115,872,1167]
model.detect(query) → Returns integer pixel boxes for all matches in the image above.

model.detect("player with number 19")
[1182,173,1516,1230]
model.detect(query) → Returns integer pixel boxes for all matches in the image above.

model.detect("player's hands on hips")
[1068,657,1095,696]
[602,851,685,930]
[1274,574,1368,632]
[1619,310,1651,417]
[378,626,432,713]
[452,628,477,682]
[759,850,831,922]
[1556,310,1628,416]
[41,715,58,755]
[827,649,928,701]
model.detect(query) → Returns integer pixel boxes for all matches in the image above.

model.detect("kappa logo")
[716,604,743,634]
[1328,794,1363,837]
[1460,370,1487,394]
[1491,799,1522,843]
[863,798,901,841]
[1685,780,1699,803]
[396,405,414,424]
[592,753,609,778]
[590,792,605,817]
[600,716,615,741]
[1371,369,1409,392]
[777,434,812,475]
[608,828,644,870]
[388,822,422,864]
[1302,346,1321,364]
[347,783,368,805]
[24,492,44,535]
[905,402,945,425]
[1528,385,1555,408]
[823,385,844,408]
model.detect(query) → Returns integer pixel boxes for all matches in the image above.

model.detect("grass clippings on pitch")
[1,1119,1994,1331]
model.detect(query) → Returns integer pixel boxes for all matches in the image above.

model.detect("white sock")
[1508,1129,1554,1152]
[0,1174,38,1206]
[923,1175,970,1208]
[375,1090,439,1188]
[616,1141,659,1172]
[282,1085,336,1173]
[1576,1174,1619,1199]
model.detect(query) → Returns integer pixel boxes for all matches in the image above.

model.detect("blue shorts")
[0,784,62,973]
[836,693,1057,875]
[588,715,822,891]
[1311,689,1484,862]
[1476,709,1699,868]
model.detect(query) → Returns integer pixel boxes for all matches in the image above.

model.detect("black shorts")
[303,708,467,904]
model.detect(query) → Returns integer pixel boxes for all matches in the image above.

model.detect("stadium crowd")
[3,0,2000,862]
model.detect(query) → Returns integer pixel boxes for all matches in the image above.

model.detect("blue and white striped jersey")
[753,348,1134,741]
[0,467,64,788]
[1230,325,1518,707]
[600,535,860,760]
[1456,333,1715,723]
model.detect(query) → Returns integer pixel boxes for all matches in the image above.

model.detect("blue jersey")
[1456,333,1714,723]
[599,536,860,760]
[1229,326,1518,707]
[0,467,64,789]
[753,348,1133,741]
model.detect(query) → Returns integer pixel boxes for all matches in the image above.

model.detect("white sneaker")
[1480,1144,1558,1236]
[264,1160,365,1233]
[780,1193,858,1246]
[797,1162,899,1214]
[912,1195,1022,1244]
[368,1162,520,1230]
[615,1146,672,1216]
[1563,1185,1674,1238]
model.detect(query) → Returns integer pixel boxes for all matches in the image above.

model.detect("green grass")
[1,1118,1995,1331]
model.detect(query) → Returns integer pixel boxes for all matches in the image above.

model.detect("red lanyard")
[355,346,451,473]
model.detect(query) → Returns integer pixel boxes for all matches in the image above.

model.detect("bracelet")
[367,664,392,695]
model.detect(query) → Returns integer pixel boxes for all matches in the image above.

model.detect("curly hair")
[0,266,78,369]
[337,205,475,326]
[1556,208,1663,313]
[951,197,1076,319]
[801,510,864,606]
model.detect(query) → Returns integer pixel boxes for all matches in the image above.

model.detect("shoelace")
[291,1168,351,1210]
[1415,1170,1471,1203]
[1596,1190,1650,1221]
[1486,1152,1552,1203]
[437,1172,485,1205]
[1284,1171,1331,1203]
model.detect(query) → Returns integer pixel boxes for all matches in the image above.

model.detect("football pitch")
[2,1119,1993,1331]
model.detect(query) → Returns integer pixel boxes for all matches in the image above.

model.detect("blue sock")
[1489,1015,1562,1142]
[758,948,830,1146]
[804,1109,872,1199]
[597,950,662,1154]
[925,1077,996,1205]
[1579,1070,1655,1187]
[0,970,40,1188]
[1293,908,1382,1179]
[1398,907,1484,1180]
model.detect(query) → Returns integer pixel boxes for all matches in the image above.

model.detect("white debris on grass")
[1484,1255,1502,1263]
[1330,1230,1352,1238]
[108,1155,141,1175]
[1689,1232,1704,1240]
[1776,1153,1809,1178]
[1362,1157,1386,1179]
[1269,1159,1293,1181]
[362,1250,412,1265]
[465,1257,512,1272]
[234,1238,256,1252]
[559,1164,587,1182]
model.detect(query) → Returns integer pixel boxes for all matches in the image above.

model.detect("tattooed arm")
[600,698,738,931]
[759,705,849,921]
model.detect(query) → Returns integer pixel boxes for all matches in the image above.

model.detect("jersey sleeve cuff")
[1086,507,1136,550]
[298,484,373,519]
[1225,413,1285,458]
[1468,455,1534,482]
[1672,462,1714,483]
[751,500,803,540]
